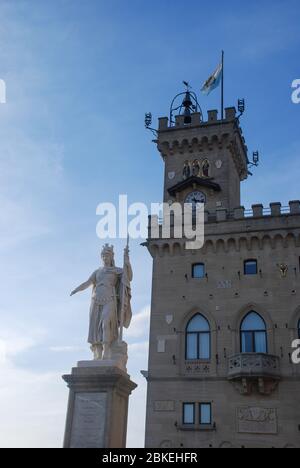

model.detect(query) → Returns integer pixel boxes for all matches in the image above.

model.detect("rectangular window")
[244,260,258,275]
[183,403,195,425]
[199,403,212,425]
[192,263,205,279]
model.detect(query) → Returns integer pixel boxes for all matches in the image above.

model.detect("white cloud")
[0,328,66,448]
[127,341,149,448]
[0,364,66,448]
[0,325,45,363]
[129,341,149,354]
[49,345,85,353]
[125,305,150,340]
[127,375,147,448]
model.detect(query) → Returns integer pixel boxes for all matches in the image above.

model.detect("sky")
[0,0,299,448]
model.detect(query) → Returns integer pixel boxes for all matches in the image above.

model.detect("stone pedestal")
[62,364,137,448]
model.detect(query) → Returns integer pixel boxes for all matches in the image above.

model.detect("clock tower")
[157,91,248,216]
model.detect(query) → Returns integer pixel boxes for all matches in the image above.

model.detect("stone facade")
[144,108,300,448]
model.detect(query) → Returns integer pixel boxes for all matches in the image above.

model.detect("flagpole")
[221,50,224,120]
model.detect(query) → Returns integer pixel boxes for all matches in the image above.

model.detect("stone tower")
[144,95,300,448]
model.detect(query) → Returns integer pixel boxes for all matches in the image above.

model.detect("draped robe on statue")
[87,262,132,346]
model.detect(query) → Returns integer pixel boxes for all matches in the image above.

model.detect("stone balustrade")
[228,353,281,380]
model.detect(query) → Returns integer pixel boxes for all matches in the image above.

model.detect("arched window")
[186,314,210,360]
[240,312,267,354]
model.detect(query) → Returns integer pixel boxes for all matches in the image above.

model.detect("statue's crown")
[101,244,114,256]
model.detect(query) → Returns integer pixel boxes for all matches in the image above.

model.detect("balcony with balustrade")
[228,353,281,395]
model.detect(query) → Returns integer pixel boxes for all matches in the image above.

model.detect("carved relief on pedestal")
[237,407,278,435]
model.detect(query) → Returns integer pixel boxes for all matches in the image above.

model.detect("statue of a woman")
[70,244,133,361]
[192,159,201,177]
[183,161,191,180]
[202,159,210,178]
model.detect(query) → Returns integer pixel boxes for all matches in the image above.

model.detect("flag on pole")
[201,61,223,95]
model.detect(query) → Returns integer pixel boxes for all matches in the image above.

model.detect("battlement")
[212,200,300,223]
[158,107,238,131]
[146,201,300,247]
[148,201,300,226]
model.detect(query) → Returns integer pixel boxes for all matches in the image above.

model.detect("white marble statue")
[70,243,133,362]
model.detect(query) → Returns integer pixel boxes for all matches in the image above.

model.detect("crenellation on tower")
[289,200,300,214]
[147,200,300,241]
[158,107,241,131]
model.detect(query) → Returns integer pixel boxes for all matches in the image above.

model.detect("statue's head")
[101,244,115,267]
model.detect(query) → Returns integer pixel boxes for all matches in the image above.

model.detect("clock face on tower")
[185,191,206,209]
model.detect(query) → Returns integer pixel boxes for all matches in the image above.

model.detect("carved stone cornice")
[167,176,221,197]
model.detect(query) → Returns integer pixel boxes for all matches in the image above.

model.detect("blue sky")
[0,0,299,448]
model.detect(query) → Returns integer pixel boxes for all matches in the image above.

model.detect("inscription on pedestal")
[70,392,107,448]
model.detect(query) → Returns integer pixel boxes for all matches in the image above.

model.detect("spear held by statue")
[119,235,132,343]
